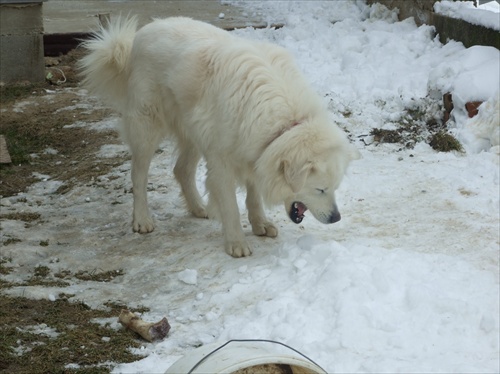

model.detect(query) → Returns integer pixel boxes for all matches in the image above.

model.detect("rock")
[465,101,483,118]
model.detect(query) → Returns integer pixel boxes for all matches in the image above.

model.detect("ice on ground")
[177,269,198,285]
[64,116,121,131]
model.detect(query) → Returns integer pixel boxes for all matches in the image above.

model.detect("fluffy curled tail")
[78,16,138,111]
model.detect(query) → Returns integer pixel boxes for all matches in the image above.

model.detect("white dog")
[79,16,359,257]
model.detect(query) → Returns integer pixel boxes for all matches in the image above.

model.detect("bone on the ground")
[118,309,170,342]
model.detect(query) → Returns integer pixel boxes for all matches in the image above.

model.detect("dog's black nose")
[329,210,341,223]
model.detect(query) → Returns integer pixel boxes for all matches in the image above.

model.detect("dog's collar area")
[266,119,303,148]
[283,120,302,135]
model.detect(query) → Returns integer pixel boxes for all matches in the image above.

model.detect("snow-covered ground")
[1,1,499,373]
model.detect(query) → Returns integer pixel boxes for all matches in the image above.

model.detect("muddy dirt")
[0,50,125,198]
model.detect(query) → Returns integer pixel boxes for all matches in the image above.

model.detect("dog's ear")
[282,160,312,194]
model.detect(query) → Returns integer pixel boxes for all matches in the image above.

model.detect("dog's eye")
[316,188,325,194]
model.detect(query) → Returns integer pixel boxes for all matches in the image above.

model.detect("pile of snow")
[238,0,499,153]
[435,0,500,30]
[464,92,500,153]
[428,45,500,152]
[1,1,499,373]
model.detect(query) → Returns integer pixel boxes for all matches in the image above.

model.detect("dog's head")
[282,157,343,224]
[256,119,360,225]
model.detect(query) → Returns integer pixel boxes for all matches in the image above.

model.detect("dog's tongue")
[296,202,307,216]
[291,202,308,224]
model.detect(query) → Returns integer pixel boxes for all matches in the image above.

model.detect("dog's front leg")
[246,180,278,238]
[206,161,251,257]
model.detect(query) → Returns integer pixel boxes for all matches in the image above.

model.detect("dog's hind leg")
[174,144,207,218]
[124,115,161,234]
[246,180,278,238]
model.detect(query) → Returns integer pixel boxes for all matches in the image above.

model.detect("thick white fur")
[79,16,359,257]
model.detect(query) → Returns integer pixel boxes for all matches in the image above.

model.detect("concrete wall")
[431,11,500,49]
[366,0,499,49]
[0,1,45,84]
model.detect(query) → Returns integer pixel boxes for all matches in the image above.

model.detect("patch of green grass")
[0,83,41,104]
[368,96,463,152]
[104,301,150,314]
[0,295,145,373]
[429,131,463,152]
[370,128,403,144]
[0,265,71,289]
[0,123,52,166]
[0,114,57,166]
[54,269,72,279]
[74,269,125,282]
[55,269,125,283]
[33,265,50,278]
[0,257,13,275]
[20,279,71,288]
[2,238,21,247]
[0,212,40,222]
[0,135,31,165]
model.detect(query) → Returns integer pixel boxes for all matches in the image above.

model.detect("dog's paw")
[225,241,252,258]
[191,206,208,219]
[252,221,278,238]
[133,217,155,234]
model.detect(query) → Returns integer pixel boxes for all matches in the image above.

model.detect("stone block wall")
[0,1,45,84]
[366,0,499,49]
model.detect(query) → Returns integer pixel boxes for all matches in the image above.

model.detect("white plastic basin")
[165,339,327,374]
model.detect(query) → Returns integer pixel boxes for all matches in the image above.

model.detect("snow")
[429,45,500,104]
[428,44,500,152]
[464,92,500,152]
[1,1,499,373]
[17,323,60,338]
[177,269,198,285]
[435,0,500,31]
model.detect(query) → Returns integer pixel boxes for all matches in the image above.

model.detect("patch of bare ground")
[0,50,142,372]
[0,294,146,373]
[0,49,125,198]
[0,261,150,372]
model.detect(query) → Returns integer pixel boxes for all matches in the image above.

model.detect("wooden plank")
[0,135,12,164]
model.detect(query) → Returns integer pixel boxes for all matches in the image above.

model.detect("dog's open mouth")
[290,202,308,224]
